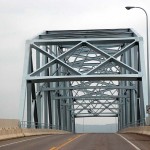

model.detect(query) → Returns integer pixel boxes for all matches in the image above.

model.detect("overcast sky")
[0,0,149,125]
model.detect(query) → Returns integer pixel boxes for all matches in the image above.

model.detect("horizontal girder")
[41,85,135,91]
[75,114,118,118]
[27,74,142,83]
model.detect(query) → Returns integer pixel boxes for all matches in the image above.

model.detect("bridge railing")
[19,121,66,130]
[122,118,145,129]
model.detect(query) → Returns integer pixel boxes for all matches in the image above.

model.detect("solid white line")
[117,134,141,150]
[0,135,52,148]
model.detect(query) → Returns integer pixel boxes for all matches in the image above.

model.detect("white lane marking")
[0,135,52,148]
[117,134,141,150]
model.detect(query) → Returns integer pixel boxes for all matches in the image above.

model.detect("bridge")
[1,28,150,149]
[19,28,148,132]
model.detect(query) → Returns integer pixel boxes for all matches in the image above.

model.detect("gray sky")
[0,0,149,125]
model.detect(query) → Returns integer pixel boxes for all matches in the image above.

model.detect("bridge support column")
[36,50,42,128]
[27,81,32,128]
[139,41,147,124]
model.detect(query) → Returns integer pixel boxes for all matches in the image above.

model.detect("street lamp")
[125,6,150,106]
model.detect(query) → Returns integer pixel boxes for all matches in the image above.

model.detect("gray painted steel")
[20,28,147,132]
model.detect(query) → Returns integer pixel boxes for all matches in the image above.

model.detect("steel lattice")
[20,29,147,132]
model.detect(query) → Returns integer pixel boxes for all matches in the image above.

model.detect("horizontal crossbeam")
[41,85,135,91]
[27,74,142,82]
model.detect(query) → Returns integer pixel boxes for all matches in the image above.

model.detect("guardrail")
[19,121,68,131]
[120,118,145,130]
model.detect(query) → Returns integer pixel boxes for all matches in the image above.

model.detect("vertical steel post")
[42,45,48,128]
[36,48,42,128]
[48,45,52,128]
[19,40,31,122]
[27,81,32,128]
[122,53,126,127]
[66,82,71,131]
[138,40,147,123]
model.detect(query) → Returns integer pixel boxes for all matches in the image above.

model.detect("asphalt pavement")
[0,133,150,150]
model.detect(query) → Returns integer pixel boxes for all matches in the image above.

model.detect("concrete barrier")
[0,127,70,141]
[0,119,19,128]
[120,126,150,136]
[22,128,70,137]
[0,119,70,141]
[0,127,24,140]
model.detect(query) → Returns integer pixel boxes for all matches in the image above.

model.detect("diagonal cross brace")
[29,43,83,76]
[113,41,137,58]
[85,41,111,58]
[58,42,83,60]
[31,44,55,59]
[87,41,138,75]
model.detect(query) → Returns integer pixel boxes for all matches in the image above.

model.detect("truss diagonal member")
[31,44,55,59]
[58,42,83,60]
[29,59,56,76]
[113,41,137,58]
[73,100,118,106]
[112,58,138,74]
[85,41,111,58]
[75,100,95,115]
[56,59,81,75]
[97,101,118,114]
[87,58,111,75]
[74,100,89,109]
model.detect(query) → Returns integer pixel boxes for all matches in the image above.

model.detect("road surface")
[0,133,150,150]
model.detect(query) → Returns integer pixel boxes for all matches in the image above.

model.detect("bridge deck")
[0,133,150,150]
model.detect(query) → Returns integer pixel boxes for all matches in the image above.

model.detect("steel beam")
[27,74,142,83]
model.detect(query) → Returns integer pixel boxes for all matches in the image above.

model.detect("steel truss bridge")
[20,28,147,132]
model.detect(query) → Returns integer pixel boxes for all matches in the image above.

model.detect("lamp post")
[125,6,150,106]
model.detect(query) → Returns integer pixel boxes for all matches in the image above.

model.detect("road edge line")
[117,133,141,150]
[0,135,52,148]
